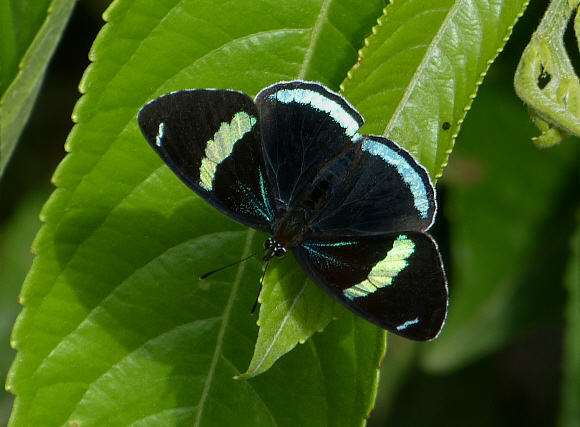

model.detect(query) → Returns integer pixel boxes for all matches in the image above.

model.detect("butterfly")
[137,80,448,341]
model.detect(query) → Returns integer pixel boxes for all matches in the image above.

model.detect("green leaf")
[342,0,530,179]
[0,190,48,425]
[7,0,540,423]
[0,0,77,177]
[7,0,389,425]
[558,226,580,427]
[421,83,579,372]
[514,0,580,147]
[0,0,52,94]
[239,256,344,379]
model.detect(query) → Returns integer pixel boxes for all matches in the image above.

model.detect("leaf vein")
[193,229,257,427]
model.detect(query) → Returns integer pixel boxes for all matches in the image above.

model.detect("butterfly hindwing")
[293,232,447,340]
[138,89,275,231]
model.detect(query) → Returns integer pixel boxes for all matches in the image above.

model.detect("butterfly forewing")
[293,232,447,340]
[138,90,275,231]
[311,135,437,236]
[255,81,364,210]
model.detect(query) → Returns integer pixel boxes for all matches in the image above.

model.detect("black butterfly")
[138,80,448,341]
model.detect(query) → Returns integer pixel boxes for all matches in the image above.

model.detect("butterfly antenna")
[200,248,266,279]
[251,259,269,314]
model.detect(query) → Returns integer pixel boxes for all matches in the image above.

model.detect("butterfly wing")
[312,135,437,235]
[255,81,435,235]
[255,81,364,211]
[138,90,275,231]
[293,232,448,341]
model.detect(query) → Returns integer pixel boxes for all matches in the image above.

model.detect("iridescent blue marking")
[362,139,430,219]
[302,241,357,266]
[259,170,275,222]
[240,183,272,222]
[271,89,360,137]
[396,317,419,331]
[156,122,165,147]
[305,240,357,248]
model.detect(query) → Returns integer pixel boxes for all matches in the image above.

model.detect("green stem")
[513,0,580,147]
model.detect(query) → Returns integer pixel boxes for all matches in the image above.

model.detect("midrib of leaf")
[248,277,309,374]
[384,3,461,137]
[297,0,333,79]
[193,228,257,427]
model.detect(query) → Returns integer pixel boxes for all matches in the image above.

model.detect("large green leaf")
[7,0,534,424]
[0,190,48,425]
[7,0,387,425]
[342,0,530,179]
[0,0,76,176]
[422,84,579,372]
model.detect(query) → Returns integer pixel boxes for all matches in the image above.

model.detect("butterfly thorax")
[263,210,306,262]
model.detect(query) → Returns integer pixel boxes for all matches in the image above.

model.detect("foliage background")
[1,0,578,426]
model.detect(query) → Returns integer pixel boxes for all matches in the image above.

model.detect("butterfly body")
[138,80,448,341]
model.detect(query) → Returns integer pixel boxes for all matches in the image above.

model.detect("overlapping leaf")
[7,0,386,425]
[342,0,529,179]
[0,0,76,176]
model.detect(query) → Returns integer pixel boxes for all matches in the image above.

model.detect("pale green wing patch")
[344,235,415,300]
[199,111,257,190]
